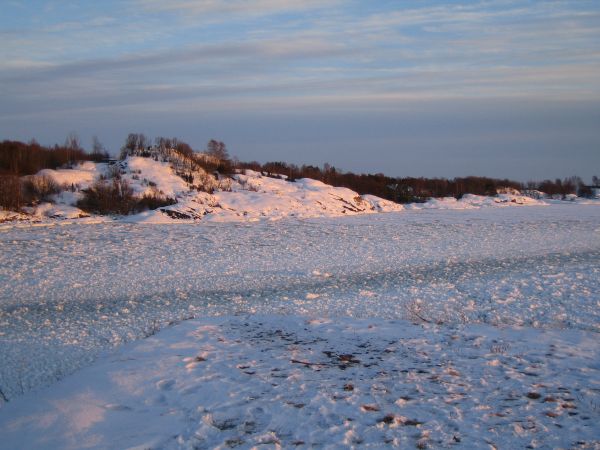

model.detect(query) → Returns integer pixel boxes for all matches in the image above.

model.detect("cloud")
[135,0,338,17]
[0,36,349,86]
[3,56,598,123]
[358,1,599,30]
[2,1,600,164]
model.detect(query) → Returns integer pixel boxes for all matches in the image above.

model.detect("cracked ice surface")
[0,204,599,400]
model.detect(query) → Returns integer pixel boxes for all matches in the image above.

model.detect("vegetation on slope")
[1,132,598,213]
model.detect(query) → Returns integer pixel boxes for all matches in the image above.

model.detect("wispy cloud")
[1,1,599,179]
[0,37,349,84]
[135,0,339,16]
[2,1,599,106]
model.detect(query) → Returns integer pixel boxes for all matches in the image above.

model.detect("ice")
[0,204,599,448]
[0,204,598,400]
[0,315,599,449]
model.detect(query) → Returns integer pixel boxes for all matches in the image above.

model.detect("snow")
[0,315,599,449]
[418,193,545,210]
[38,161,102,190]
[193,172,404,222]
[4,156,591,228]
[124,156,188,198]
[0,205,598,411]
[0,159,599,447]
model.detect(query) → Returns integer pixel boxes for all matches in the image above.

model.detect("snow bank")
[3,160,405,225]
[23,202,89,220]
[419,193,546,210]
[38,161,102,190]
[129,168,404,223]
[124,156,188,198]
[0,210,29,224]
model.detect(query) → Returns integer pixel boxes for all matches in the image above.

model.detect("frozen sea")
[1,204,600,448]
[1,204,599,401]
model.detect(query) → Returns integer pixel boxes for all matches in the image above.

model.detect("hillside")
[1,154,556,226]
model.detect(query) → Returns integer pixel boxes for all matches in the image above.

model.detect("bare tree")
[155,136,172,152]
[122,133,138,157]
[64,132,82,166]
[175,141,193,158]
[64,132,82,151]
[206,139,229,161]
[120,133,149,159]
[91,136,108,161]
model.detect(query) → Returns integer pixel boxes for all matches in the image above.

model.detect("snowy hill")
[135,168,404,223]
[0,155,561,226]
[5,156,405,224]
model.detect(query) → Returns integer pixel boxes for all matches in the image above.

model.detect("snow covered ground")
[0,204,599,448]
[1,315,599,449]
[4,158,405,225]
[2,156,565,227]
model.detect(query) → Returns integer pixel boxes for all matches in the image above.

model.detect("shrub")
[22,174,61,203]
[136,192,176,211]
[77,179,137,215]
[77,179,176,215]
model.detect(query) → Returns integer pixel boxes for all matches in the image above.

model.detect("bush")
[77,179,176,215]
[136,192,176,211]
[77,179,137,215]
[22,174,61,203]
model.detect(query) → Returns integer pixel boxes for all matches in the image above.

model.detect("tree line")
[0,135,110,210]
[0,135,108,177]
[240,160,597,203]
[1,133,598,212]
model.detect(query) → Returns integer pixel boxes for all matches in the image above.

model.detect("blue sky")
[1,0,599,180]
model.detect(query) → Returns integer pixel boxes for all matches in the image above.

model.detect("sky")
[1,0,599,181]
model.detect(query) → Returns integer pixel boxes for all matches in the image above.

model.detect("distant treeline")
[1,135,597,212]
[0,137,108,176]
[240,160,594,202]
[0,137,110,210]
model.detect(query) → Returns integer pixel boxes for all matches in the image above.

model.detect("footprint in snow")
[242,406,271,435]
[156,379,176,391]
[104,403,132,411]
[205,413,240,431]
[145,394,167,406]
